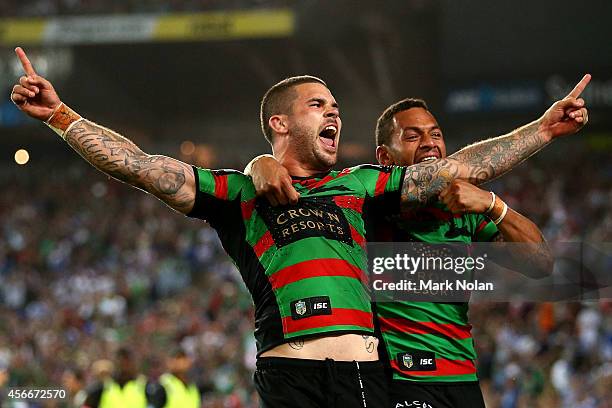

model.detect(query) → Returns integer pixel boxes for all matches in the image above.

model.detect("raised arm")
[401,74,591,210]
[10,47,195,214]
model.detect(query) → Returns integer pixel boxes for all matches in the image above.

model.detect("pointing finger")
[15,47,37,76]
[566,74,591,99]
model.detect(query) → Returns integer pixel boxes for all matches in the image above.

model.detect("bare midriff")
[261,333,379,361]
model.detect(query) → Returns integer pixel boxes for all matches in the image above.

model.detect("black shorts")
[254,357,389,408]
[389,380,485,408]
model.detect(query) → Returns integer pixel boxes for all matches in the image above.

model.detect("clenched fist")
[439,179,492,214]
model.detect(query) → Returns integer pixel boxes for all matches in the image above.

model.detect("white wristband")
[485,191,496,214]
[45,102,64,123]
[43,103,83,140]
[493,202,508,225]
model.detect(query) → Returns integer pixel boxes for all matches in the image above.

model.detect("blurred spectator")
[0,142,610,407]
[146,348,202,408]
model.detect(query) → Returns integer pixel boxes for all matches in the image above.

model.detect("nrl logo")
[295,300,307,316]
[402,354,413,369]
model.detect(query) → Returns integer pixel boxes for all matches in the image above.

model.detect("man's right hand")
[10,47,61,121]
[538,73,591,141]
[247,155,299,206]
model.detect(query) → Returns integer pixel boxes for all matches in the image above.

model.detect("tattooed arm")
[64,120,195,214]
[401,120,543,208]
[10,47,195,214]
[400,75,591,210]
[439,180,553,278]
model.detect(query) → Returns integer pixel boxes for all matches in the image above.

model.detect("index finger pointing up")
[15,47,37,76]
[566,74,592,98]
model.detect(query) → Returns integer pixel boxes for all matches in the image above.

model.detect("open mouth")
[416,153,440,163]
[319,124,337,149]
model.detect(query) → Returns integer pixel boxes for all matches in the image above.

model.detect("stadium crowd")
[0,143,610,407]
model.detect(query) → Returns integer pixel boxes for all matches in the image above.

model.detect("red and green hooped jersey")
[368,202,498,382]
[188,165,405,355]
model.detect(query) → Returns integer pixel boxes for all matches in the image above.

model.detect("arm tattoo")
[492,231,553,278]
[288,340,304,350]
[64,120,195,213]
[362,335,376,354]
[401,120,550,210]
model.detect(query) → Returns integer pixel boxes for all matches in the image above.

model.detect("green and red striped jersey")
[368,202,498,382]
[187,165,405,355]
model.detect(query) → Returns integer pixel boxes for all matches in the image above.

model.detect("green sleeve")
[348,164,406,197]
[472,213,499,242]
[188,166,256,223]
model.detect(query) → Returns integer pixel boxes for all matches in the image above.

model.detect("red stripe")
[241,198,256,220]
[253,231,274,257]
[294,170,352,190]
[269,258,367,290]
[308,174,335,189]
[374,172,390,196]
[350,226,366,248]
[213,174,228,200]
[333,196,364,213]
[283,308,373,333]
[378,317,472,340]
[338,168,352,177]
[390,358,476,376]
[475,220,488,234]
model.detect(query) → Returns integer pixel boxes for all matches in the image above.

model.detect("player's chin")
[315,149,337,168]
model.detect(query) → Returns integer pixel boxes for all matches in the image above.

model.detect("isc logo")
[420,359,433,365]
[313,302,328,309]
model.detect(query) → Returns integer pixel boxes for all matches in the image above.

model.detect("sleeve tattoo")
[64,120,195,214]
[401,120,550,210]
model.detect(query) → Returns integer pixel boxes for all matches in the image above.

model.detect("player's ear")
[376,145,393,166]
[269,114,289,136]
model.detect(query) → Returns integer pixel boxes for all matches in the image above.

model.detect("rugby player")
[371,99,552,408]
[247,97,588,408]
[10,46,588,407]
[249,96,557,406]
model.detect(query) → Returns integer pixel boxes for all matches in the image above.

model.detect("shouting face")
[284,82,342,170]
[380,107,446,166]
